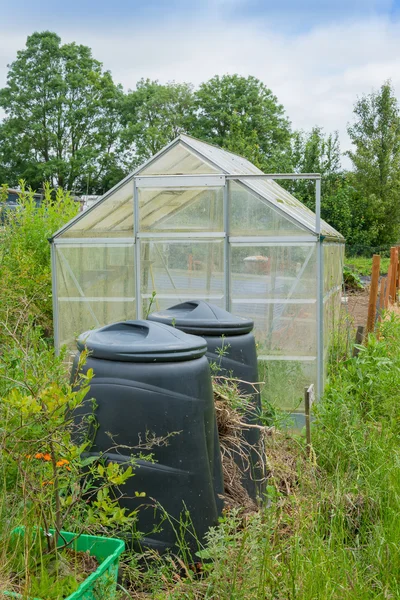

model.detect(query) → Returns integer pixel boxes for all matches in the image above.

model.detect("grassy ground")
[3,304,399,599]
[117,313,400,599]
[345,255,390,276]
[2,199,400,598]
[2,315,400,598]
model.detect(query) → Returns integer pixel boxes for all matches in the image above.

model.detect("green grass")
[1,190,400,598]
[118,313,400,599]
[345,255,390,276]
[3,312,399,599]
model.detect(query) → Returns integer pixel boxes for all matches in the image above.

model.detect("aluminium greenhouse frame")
[51,135,344,407]
[133,171,323,396]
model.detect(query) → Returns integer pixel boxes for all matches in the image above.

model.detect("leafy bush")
[0,181,78,342]
[343,265,364,290]
[0,325,138,596]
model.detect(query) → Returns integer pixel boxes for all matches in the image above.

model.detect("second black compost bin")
[73,320,224,554]
[148,301,264,501]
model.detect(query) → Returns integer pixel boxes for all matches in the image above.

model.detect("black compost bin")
[148,301,264,502]
[73,320,224,554]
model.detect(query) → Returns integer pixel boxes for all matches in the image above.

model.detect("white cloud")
[1,15,400,169]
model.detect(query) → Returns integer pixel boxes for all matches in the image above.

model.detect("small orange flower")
[41,480,54,486]
[26,454,32,459]
[43,454,52,462]
[56,459,70,467]
[35,453,44,459]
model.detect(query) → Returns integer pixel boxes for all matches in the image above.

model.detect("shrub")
[0,325,138,596]
[0,181,78,342]
[343,265,364,290]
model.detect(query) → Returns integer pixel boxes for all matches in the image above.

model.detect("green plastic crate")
[4,528,125,600]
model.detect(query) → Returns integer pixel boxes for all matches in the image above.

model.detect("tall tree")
[291,127,342,207]
[347,81,400,246]
[291,127,354,239]
[221,111,266,170]
[0,31,125,193]
[193,74,292,172]
[121,79,195,166]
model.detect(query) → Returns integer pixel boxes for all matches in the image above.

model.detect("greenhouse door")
[133,175,227,318]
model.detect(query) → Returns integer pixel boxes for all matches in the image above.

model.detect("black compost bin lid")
[148,301,254,336]
[77,320,207,362]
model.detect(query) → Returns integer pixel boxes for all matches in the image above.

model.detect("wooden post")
[377,277,385,332]
[366,254,381,334]
[304,384,314,454]
[386,264,393,307]
[379,276,385,315]
[390,247,397,303]
[397,246,400,290]
[353,325,365,356]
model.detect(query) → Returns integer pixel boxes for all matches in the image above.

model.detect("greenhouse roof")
[53,134,344,241]
[177,135,343,240]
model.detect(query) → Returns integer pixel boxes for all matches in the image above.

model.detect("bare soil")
[345,288,370,328]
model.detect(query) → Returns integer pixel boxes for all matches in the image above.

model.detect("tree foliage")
[347,82,400,246]
[291,127,354,240]
[2,32,400,252]
[0,31,124,193]
[291,128,342,207]
[121,79,195,166]
[193,74,292,171]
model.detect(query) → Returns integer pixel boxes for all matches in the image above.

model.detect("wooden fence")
[366,246,400,336]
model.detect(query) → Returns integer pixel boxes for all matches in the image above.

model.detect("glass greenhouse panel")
[140,142,218,175]
[230,244,317,300]
[232,299,317,357]
[138,187,223,232]
[229,181,310,237]
[62,180,134,238]
[258,358,317,413]
[323,242,344,372]
[55,243,135,348]
[58,297,136,351]
[324,243,344,295]
[324,290,342,353]
[139,239,224,315]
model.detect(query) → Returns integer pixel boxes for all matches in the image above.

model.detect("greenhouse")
[50,134,345,414]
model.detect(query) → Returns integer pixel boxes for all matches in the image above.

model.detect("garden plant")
[1,185,400,599]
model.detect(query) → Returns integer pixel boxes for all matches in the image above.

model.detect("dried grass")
[263,430,315,497]
[213,376,270,513]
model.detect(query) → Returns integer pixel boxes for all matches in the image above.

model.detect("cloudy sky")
[1,0,400,165]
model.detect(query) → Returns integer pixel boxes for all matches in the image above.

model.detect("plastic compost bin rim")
[147,318,254,336]
[161,324,254,336]
[148,300,254,336]
[76,320,208,363]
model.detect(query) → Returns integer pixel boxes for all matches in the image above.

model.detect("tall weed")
[119,315,400,599]
[0,181,78,342]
